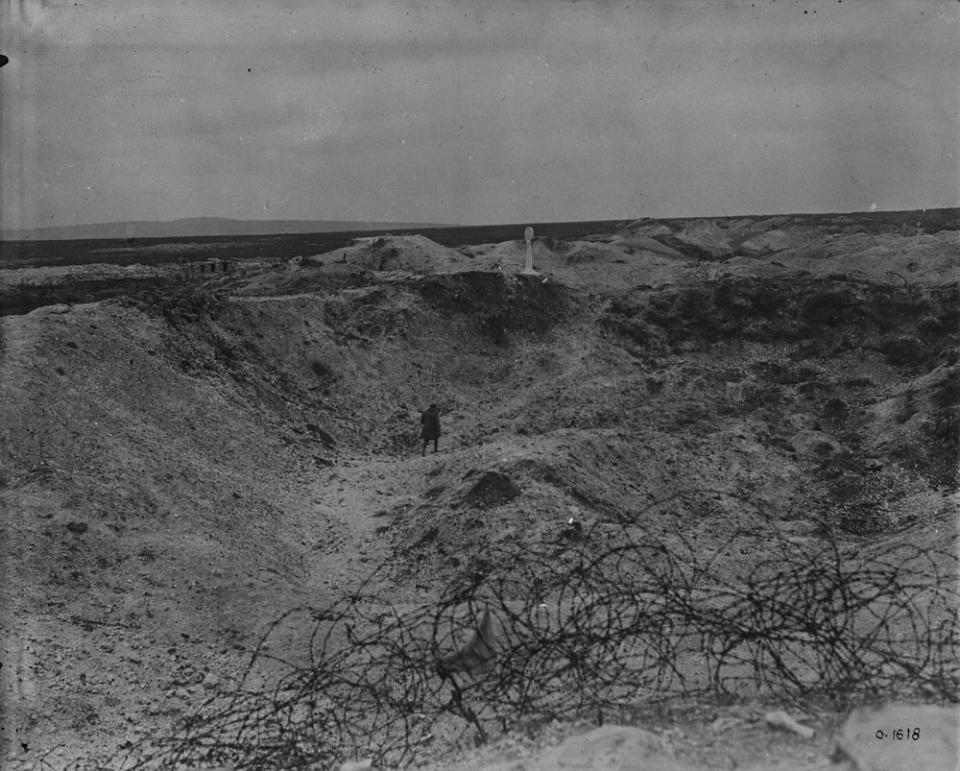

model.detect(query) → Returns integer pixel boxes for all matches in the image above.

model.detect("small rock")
[65,521,88,535]
[765,710,815,739]
[710,716,741,732]
[201,672,220,690]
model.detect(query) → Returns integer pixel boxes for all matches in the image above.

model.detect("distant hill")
[0,217,457,241]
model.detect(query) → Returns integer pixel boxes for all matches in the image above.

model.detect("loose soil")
[1,213,957,769]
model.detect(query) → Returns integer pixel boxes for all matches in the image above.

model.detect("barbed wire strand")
[81,489,959,770]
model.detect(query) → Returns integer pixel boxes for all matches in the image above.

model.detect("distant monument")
[522,225,539,275]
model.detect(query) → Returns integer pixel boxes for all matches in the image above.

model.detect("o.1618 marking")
[874,728,921,740]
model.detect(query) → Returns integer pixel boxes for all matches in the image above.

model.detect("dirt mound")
[563,241,634,265]
[608,234,687,260]
[783,231,960,286]
[0,300,340,766]
[460,238,575,270]
[320,234,466,274]
[461,470,521,508]
[228,259,376,297]
[738,228,795,255]
[658,219,738,259]
[620,218,739,259]
[461,237,698,291]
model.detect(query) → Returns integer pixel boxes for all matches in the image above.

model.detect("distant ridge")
[0,217,458,241]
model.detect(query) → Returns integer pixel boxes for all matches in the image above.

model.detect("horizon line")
[3,204,958,237]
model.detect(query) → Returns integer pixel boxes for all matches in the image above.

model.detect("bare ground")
[1,213,958,769]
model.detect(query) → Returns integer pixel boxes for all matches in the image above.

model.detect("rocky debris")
[834,703,960,771]
[765,710,815,739]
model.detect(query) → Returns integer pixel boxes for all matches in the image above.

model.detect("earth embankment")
[0,217,957,768]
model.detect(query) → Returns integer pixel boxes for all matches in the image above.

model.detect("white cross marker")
[522,226,538,275]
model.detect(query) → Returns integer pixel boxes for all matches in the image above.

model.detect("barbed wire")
[113,495,957,770]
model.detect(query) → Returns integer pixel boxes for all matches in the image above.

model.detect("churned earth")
[0,212,958,769]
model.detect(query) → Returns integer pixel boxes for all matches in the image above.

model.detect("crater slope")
[0,215,957,768]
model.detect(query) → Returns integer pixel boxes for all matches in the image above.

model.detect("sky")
[1,0,958,229]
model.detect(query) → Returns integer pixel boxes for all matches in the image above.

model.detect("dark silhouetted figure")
[420,403,441,456]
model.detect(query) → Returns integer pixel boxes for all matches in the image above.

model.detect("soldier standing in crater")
[420,403,441,456]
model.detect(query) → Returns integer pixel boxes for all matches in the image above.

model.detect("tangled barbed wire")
[121,497,958,770]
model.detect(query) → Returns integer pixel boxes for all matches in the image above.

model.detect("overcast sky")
[1,0,957,228]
